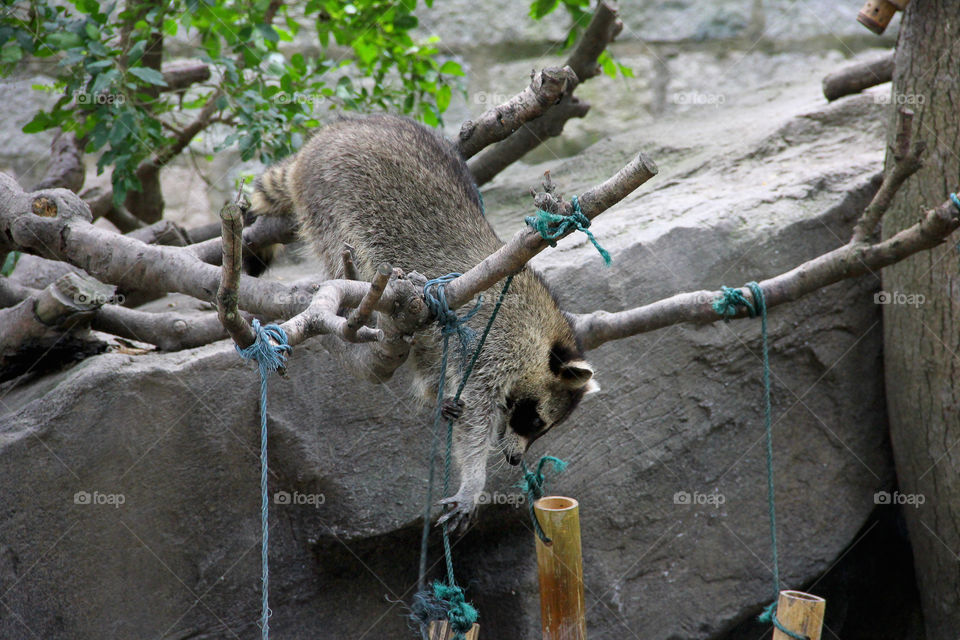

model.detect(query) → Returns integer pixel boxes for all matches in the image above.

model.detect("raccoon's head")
[497,342,599,466]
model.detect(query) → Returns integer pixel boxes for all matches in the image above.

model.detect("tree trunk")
[882,2,960,638]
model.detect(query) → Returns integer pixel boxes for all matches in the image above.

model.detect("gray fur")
[250,115,597,531]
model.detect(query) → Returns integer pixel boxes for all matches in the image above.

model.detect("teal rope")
[713,283,808,640]
[413,275,514,639]
[235,319,292,640]
[518,456,567,544]
[525,195,612,265]
[950,193,960,213]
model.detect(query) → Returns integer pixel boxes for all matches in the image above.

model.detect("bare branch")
[161,60,211,92]
[467,0,621,184]
[216,197,256,349]
[457,66,578,159]
[822,52,895,102]
[468,96,591,186]
[34,130,85,193]
[852,107,925,242]
[446,153,658,308]
[343,263,392,341]
[189,214,297,265]
[341,245,359,280]
[571,196,960,350]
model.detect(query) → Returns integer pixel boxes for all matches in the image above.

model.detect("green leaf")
[1,252,21,277]
[530,0,560,19]
[128,67,168,86]
[439,60,464,76]
[436,84,451,112]
[22,112,52,134]
[1,42,22,64]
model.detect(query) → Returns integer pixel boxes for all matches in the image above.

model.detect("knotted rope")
[525,195,612,265]
[518,456,568,544]
[412,275,514,639]
[235,319,293,640]
[712,283,808,640]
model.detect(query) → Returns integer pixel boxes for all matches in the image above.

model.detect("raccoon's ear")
[559,359,597,392]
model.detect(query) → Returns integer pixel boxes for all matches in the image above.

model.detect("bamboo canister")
[534,496,586,640]
[427,620,480,640]
[857,0,901,34]
[772,591,826,640]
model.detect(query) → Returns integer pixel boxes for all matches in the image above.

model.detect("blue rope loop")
[518,456,568,544]
[950,193,960,213]
[235,320,292,640]
[525,195,612,265]
[423,273,483,367]
[712,284,808,640]
[414,276,515,638]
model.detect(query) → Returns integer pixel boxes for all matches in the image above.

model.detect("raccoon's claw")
[436,494,476,536]
[440,398,465,422]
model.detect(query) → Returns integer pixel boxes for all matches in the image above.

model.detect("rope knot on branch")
[712,285,760,319]
[423,274,483,364]
[518,456,568,544]
[236,319,292,375]
[525,195,612,265]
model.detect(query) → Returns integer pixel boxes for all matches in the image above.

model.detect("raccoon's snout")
[505,451,523,466]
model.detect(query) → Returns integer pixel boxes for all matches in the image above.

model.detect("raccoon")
[250,115,598,531]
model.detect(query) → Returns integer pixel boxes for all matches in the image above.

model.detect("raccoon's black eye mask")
[505,397,545,437]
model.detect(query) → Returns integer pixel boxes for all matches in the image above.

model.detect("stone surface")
[0,47,903,639]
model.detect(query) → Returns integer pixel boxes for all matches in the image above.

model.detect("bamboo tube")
[534,496,586,640]
[857,0,903,35]
[772,591,826,640]
[427,620,480,640]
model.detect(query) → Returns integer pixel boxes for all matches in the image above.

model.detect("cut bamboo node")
[534,496,586,640]
[773,590,826,640]
[427,620,480,640]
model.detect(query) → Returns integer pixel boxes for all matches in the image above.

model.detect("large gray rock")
[0,57,900,640]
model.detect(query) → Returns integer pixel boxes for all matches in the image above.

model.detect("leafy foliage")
[0,0,465,205]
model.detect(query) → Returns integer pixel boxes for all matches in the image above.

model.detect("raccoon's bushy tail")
[249,156,296,217]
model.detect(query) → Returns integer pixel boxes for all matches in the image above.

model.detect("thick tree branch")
[822,52,895,102]
[161,60,211,92]
[34,130,85,193]
[457,66,578,159]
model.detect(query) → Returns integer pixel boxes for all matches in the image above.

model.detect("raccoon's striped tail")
[249,156,296,217]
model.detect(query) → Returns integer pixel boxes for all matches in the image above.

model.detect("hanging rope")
[235,320,293,640]
[412,274,514,639]
[525,195,612,265]
[518,456,567,544]
[712,283,808,640]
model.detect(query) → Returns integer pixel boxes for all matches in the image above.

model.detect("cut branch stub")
[216,198,256,350]
[343,262,392,342]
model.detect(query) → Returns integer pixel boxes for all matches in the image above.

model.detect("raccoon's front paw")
[440,398,465,421]
[436,492,477,536]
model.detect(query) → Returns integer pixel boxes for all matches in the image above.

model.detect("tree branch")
[457,66,578,159]
[467,0,622,184]
[822,51,895,102]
